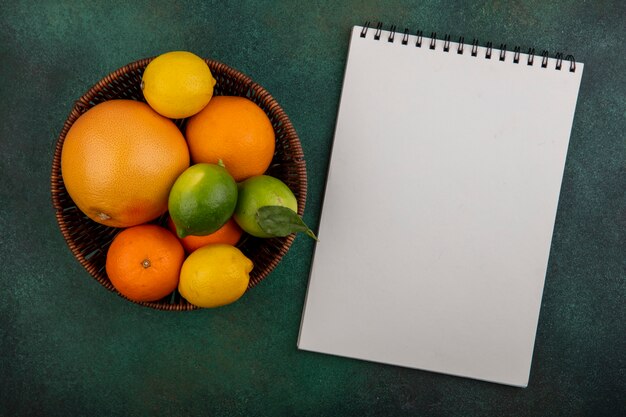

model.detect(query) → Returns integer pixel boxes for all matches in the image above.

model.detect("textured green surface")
[1,0,625,415]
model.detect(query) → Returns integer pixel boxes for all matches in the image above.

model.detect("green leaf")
[256,206,318,241]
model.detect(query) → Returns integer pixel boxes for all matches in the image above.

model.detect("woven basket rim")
[51,57,307,311]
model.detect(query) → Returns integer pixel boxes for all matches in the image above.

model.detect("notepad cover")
[298,26,583,387]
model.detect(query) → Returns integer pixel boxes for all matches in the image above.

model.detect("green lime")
[234,175,298,238]
[168,163,238,238]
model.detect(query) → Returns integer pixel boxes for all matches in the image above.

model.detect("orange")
[105,224,185,302]
[167,216,243,253]
[61,100,190,228]
[185,96,275,182]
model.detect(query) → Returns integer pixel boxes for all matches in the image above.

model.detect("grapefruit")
[61,100,190,227]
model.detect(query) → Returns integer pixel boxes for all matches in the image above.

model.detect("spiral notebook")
[298,23,584,387]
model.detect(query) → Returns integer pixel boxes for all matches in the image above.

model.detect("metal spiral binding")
[528,48,535,65]
[499,44,506,61]
[416,30,423,47]
[471,39,479,57]
[359,22,576,72]
[541,50,549,68]
[388,25,397,42]
[374,22,382,40]
[555,53,564,70]
[565,55,576,72]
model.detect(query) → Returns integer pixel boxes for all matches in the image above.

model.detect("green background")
[1,0,624,415]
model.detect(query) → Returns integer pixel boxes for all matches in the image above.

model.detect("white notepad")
[298,25,583,387]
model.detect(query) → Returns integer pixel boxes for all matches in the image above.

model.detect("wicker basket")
[51,58,307,310]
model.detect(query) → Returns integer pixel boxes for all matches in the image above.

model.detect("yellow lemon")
[178,244,253,308]
[141,51,216,119]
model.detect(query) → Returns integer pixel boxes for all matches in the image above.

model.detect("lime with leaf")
[234,175,316,240]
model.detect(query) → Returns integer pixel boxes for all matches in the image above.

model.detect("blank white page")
[298,26,583,387]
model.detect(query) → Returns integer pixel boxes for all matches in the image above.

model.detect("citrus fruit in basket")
[178,244,253,308]
[168,163,238,238]
[186,96,275,181]
[234,175,298,238]
[61,100,189,228]
[167,216,243,253]
[105,225,185,302]
[141,51,216,119]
